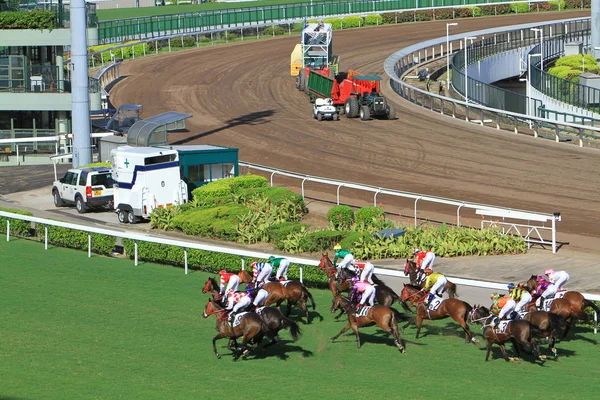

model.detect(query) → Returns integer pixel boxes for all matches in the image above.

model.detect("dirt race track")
[110,10,600,253]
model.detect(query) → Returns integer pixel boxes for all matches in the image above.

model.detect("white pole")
[134,241,138,266]
[45,226,48,250]
[464,38,468,103]
[88,234,91,258]
[184,248,188,275]
[5,220,9,241]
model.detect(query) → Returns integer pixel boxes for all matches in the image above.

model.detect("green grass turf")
[97,1,312,21]
[1,238,599,400]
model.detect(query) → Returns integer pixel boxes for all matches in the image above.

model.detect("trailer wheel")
[387,103,396,120]
[127,212,137,224]
[118,210,129,224]
[345,97,359,118]
[360,105,371,121]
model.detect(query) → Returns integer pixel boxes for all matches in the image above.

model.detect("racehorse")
[525,275,599,335]
[202,277,221,298]
[203,298,266,361]
[403,260,458,298]
[470,306,544,362]
[255,306,302,348]
[329,295,406,353]
[400,284,476,343]
[319,254,411,312]
[238,270,317,323]
[522,311,566,358]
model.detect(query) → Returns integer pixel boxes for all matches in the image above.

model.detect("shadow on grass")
[282,307,324,324]
[558,325,599,345]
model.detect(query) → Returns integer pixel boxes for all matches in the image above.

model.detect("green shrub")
[299,230,347,252]
[434,8,454,19]
[341,16,362,28]
[226,32,238,40]
[170,205,248,239]
[0,10,57,30]
[364,14,382,26]
[263,25,285,36]
[323,18,341,30]
[191,173,267,205]
[181,36,196,47]
[510,1,530,13]
[470,6,482,17]
[0,207,32,236]
[354,206,386,232]
[237,186,307,217]
[36,224,116,255]
[326,205,354,230]
[414,10,433,21]
[339,231,362,250]
[150,206,183,230]
[199,35,211,43]
[266,222,306,249]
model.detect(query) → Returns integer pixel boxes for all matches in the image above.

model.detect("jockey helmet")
[507,283,515,290]
[413,248,421,255]
[268,256,275,262]
[219,269,227,274]
[545,268,554,275]
[424,268,433,275]
[334,243,342,251]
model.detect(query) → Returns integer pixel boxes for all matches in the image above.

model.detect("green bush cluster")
[36,223,116,255]
[0,207,33,236]
[0,10,56,30]
[119,239,329,287]
[266,222,307,249]
[171,205,247,240]
[354,206,387,232]
[191,174,267,205]
[326,205,354,230]
[364,14,382,26]
[263,25,285,36]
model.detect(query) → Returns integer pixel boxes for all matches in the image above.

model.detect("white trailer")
[111,146,188,224]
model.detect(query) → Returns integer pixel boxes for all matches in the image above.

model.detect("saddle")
[427,296,443,311]
[494,320,511,333]
[357,306,372,317]
[229,312,248,327]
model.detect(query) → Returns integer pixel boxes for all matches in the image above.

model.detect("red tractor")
[331,72,396,120]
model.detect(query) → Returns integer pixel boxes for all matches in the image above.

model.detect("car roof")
[69,167,111,174]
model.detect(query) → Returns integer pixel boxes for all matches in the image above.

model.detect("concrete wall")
[2,29,98,47]
[0,92,102,112]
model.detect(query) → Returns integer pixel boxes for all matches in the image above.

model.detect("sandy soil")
[109,11,600,254]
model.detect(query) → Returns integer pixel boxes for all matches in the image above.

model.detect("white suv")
[52,167,114,213]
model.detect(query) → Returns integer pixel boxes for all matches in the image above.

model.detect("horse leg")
[334,308,346,320]
[285,299,292,317]
[212,332,229,359]
[485,339,493,361]
[415,314,424,339]
[331,323,352,342]
[509,338,521,361]
[351,322,361,349]
[549,333,557,358]
[499,343,510,362]
[389,317,405,353]
[455,314,474,344]
[300,298,310,323]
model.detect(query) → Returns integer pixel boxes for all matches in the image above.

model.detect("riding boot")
[228,312,235,324]
[537,296,545,310]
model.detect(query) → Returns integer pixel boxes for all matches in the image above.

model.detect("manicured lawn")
[97,0,312,21]
[1,238,599,399]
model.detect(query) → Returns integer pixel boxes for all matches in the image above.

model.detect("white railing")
[2,210,599,303]
[239,162,562,253]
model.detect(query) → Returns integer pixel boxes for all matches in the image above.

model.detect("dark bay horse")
[404,260,458,298]
[522,311,566,358]
[202,277,220,298]
[202,299,266,361]
[525,275,599,335]
[470,306,544,362]
[256,306,302,348]
[330,295,406,353]
[400,284,476,343]
[239,270,316,323]
[318,253,358,283]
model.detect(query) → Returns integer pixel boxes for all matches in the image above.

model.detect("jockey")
[538,269,570,309]
[252,261,273,287]
[422,268,447,305]
[226,287,253,324]
[353,260,375,284]
[252,288,270,309]
[413,249,436,283]
[351,276,375,313]
[333,243,355,280]
[269,255,290,281]
[496,283,532,325]
[219,269,240,301]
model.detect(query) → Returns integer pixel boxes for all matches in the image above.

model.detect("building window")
[188,164,204,183]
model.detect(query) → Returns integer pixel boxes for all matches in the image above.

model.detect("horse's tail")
[584,299,600,316]
[447,282,458,299]
[549,312,568,336]
[303,286,316,310]
[372,274,385,286]
[281,316,302,342]
[391,307,410,325]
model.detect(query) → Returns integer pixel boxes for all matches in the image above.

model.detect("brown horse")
[522,311,566,358]
[318,253,358,283]
[525,275,599,335]
[400,284,476,343]
[202,298,266,361]
[403,260,458,298]
[470,306,544,362]
[330,295,406,353]
[238,270,316,323]
[202,277,221,298]
[255,306,302,348]
[319,254,411,312]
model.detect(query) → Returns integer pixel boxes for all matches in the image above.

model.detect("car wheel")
[118,210,129,224]
[53,190,64,207]
[333,113,340,121]
[127,211,136,224]
[317,113,323,121]
[75,196,87,214]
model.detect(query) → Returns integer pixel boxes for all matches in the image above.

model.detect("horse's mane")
[404,283,422,291]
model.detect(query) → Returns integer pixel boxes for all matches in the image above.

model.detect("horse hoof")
[216,353,221,359]
[471,338,479,344]
[330,337,335,342]
[508,357,519,361]
[539,355,547,361]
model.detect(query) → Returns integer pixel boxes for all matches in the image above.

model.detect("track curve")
[110,11,600,252]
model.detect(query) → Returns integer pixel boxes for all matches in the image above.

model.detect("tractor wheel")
[297,72,306,91]
[345,97,359,118]
[317,113,323,121]
[360,106,371,121]
[387,103,396,120]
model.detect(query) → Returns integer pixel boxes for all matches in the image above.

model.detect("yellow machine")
[290,44,303,76]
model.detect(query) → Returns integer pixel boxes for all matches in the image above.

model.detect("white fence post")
[134,241,138,266]
[6,220,9,242]
[88,234,91,258]
[45,226,48,250]
[184,248,188,275]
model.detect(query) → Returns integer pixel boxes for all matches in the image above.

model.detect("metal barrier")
[239,162,562,253]
[384,17,600,148]
[97,0,557,44]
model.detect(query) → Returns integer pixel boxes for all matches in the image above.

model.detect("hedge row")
[0,10,56,30]
[120,239,329,287]
[0,207,33,236]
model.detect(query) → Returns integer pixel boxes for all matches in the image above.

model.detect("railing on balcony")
[0,63,100,94]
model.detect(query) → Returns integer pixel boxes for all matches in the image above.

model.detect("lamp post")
[464,36,476,103]
[446,22,458,90]
[531,28,543,71]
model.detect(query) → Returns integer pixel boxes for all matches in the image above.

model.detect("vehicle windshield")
[91,173,114,188]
